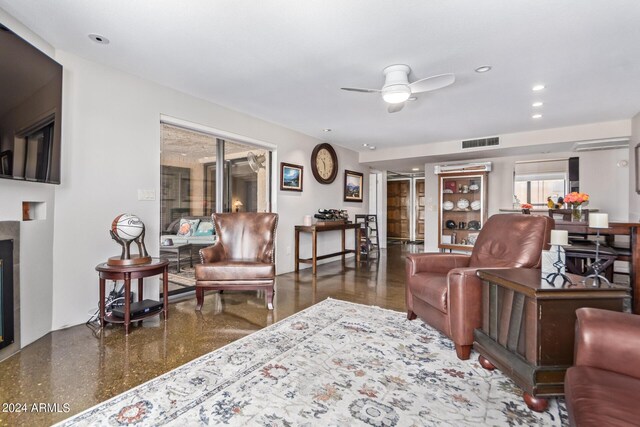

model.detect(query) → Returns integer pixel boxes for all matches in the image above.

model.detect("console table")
[474,268,628,412]
[294,223,361,274]
[95,259,169,334]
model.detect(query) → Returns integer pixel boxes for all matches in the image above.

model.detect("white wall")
[50,51,367,330]
[423,149,629,252]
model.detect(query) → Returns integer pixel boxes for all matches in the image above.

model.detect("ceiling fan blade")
[388,102,405,113]
[340,87,381,93]
[409,73,455,93]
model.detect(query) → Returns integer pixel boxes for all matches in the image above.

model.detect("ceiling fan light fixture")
[382,85,411,104]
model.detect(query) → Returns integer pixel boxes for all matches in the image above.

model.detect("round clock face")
[311,143,338,183]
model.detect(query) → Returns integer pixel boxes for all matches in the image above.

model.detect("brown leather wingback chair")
[406,214,553,360]
[195,212,278,310]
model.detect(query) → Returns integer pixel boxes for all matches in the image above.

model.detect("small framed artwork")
[280,162,303,192]
[344,170,364,202]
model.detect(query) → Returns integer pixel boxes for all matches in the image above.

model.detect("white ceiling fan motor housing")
[382,64,411,103]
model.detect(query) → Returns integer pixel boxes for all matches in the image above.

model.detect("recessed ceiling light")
[323,128,332,132]
[412,168,420,171]
[408,96,417,101]
[532,84,545,91]
[532,102,543,107]
[88,34,110,44]
[180,153,187,156]
[532,114,542,119]
[368,146,376,150]
[363,143,368,147]
[475,65,492,73]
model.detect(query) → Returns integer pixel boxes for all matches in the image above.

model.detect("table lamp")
[545,230,572,287]
[234,200,243,212]
[584,213,610,287]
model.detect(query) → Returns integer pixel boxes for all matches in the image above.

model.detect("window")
[514,160,568,206]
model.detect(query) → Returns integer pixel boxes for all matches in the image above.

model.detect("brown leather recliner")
[195,212,278,310]
[565,308,640,427]
[405,214,553,359]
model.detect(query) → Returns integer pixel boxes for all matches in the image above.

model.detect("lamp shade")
[589,213,609,229]
[550,230,569,246]
[382,84,411,104]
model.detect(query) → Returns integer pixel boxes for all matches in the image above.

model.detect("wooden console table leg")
[124,273,131,335]
[523,393,549,412]
[341,228,346,266]
[137,278,143,302]
[312,229,318,275]
[99,277,105,328]
[295,229,300,272]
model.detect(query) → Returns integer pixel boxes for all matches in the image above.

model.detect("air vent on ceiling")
[462,137,499,149]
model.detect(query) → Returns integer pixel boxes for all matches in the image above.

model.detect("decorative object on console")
[544,229,572,287]
[303,215,313,226]
[314,209,348,222]
[583,213,611,287]
[564,191,589,222]
[233,200,243,213]
[521,203,533,214]
[280,162,303,191]
[344,170,364,202]
[108,214,151,266]
[310,143,338,184]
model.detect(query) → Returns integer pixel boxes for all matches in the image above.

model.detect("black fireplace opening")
[0,239,14,351]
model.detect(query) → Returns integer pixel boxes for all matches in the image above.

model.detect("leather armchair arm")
[574,308,640,379]
[199,242,226,264]
[405,253,471,276]
[447,267,483,346]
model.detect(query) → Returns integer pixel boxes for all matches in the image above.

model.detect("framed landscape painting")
[280,162,303,192]
[344,170,363,202]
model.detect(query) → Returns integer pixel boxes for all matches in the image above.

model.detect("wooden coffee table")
[474,268,628,412]
[160,243,193,273]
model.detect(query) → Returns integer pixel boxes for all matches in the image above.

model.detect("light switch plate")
[137,189,156,201]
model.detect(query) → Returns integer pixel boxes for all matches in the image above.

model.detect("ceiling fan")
[341,64,455,113]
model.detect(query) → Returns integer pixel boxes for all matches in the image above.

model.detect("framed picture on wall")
[344,170,364,202]
[280,162,303,192]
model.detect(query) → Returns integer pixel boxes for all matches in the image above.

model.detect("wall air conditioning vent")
[461,137,499,150]
[572,138,629,152]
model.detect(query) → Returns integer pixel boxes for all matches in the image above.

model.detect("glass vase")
[571,205,583,222]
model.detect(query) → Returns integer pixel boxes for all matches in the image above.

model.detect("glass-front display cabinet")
[438,171,488,251]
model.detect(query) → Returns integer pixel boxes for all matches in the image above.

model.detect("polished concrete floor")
[0,244,420,426]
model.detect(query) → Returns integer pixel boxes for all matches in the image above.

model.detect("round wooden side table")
[95,258,169,334]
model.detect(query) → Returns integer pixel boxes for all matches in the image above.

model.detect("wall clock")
[311,143,338,184]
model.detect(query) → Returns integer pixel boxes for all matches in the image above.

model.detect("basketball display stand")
[107,214,152,266]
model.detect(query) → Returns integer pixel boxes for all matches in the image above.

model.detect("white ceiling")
[2,1,640,170]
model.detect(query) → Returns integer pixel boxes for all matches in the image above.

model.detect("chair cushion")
[195,260,275,281]
[408,272,448,313]
[566,366,640,427]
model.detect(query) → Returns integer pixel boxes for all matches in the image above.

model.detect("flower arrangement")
[521,203,533,210]
[564,192,589,206]
[564,192,589,221]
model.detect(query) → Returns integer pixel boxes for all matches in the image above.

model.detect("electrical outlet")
[137,189,156,201]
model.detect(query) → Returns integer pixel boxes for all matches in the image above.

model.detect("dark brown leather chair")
[565,308,640,427]
[195,212,278,310]
[405,214,553,359]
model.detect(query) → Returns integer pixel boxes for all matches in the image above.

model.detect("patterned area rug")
[57,299,567,426]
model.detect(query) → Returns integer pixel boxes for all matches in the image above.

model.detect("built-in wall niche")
[22,201,46,221]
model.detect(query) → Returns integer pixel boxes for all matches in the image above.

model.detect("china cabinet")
[438,171,488,250]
